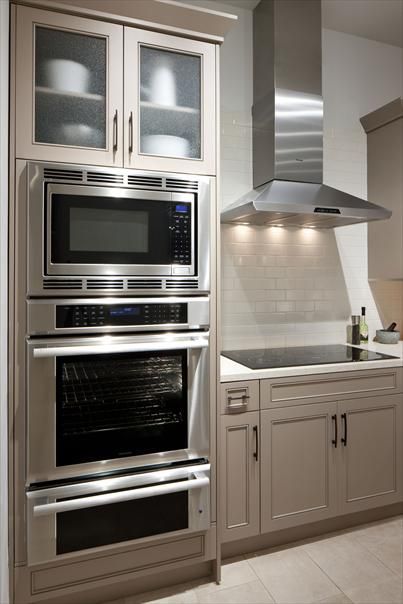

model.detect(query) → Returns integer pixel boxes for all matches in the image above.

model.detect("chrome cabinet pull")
[341,413,348,446]
[227,392,250,411]
[253,425,259,461]
[128,111,134,153]
[113,109,118,151]
[332,414,338,448]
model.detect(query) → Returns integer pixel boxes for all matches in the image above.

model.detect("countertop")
[221,341,403,383]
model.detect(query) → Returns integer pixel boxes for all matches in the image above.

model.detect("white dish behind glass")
[141,135,190,157]
[59,124,103,147]
[43,59,90,94]
[149,59,177,106]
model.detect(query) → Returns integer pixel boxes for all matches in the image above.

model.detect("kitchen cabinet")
[220,372,403,539]
[338,394,402,514]
[16,6,124,166]
[361,98,403,279]
[260,403,338,532]
[124,28,216,174]
[220,412,260,542]
[15,5,216,174]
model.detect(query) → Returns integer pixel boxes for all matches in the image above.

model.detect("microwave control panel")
[171,203,191,265]
[56,303,188,328]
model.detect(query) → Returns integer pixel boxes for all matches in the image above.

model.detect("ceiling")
[219,0,403,48]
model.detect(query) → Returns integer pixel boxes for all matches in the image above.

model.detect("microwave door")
[46,184,194,277]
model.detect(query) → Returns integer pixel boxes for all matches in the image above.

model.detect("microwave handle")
[32,472,209,517]
[32,336,209,359]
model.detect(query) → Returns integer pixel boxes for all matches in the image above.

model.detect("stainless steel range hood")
[221,0,391,228]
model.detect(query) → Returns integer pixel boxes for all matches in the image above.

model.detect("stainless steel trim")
[32,334,209,358]
[28,463,211,499]
[26,161,211,295]
[32,473,210,516]
[27,296,210,336]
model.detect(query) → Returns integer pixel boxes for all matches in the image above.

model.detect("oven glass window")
[56,350,188,466]
[50,194,191,266]
[56,490,188,554]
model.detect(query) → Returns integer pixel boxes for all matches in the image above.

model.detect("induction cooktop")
[221,345,398,370]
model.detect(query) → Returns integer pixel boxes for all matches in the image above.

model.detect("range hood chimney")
[221,0,391,228]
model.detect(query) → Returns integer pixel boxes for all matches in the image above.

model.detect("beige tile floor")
[106,515,402,604]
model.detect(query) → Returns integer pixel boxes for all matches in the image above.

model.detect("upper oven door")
[27,331,209,484]
[46,184,195,276]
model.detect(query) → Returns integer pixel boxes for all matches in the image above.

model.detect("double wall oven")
[23,162,212,565]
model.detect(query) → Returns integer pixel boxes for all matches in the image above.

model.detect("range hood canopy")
[221,0,391,228]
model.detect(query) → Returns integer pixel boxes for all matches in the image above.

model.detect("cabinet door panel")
[261,404,338,533]
[339,395,402,513]
[220,412,259,542]
[16,6,123,166]
[124,28,215,174]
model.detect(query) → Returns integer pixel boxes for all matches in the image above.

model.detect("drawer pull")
[227,394,250,411]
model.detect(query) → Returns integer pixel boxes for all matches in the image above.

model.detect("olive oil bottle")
[360,306,369,343]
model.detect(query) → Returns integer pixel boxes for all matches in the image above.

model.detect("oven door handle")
[32,336,209,358]
[31,472,210,517]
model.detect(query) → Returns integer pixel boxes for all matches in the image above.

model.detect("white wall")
[0,0,9,602]
[211,2,403,349]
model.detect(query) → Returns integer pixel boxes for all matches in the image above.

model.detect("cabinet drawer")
[261,368,402,409]
[221,380,259,414]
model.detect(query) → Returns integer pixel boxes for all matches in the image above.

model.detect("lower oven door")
[27,331,209,483]
[26,462,210,565]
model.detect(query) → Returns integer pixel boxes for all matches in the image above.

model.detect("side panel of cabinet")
[338,394,403,514]
[16,6,124,166]
[124,28,216,175]
[220,412,260,543]
[260,403,338,533]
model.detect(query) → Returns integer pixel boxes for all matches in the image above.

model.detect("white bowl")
[59,124,103,147]
[141,135,190,157]
[43,59,90,94]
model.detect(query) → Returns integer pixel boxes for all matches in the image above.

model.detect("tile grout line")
[241,553,279,603]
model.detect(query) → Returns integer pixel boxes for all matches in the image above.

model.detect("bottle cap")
[361,307,366,315]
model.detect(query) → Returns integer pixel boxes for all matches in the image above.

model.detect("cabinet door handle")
[253,425,258,462]
[113,109,118,151]
[331,414,338,448]
[128,111,134,153]
[341,413,347,446]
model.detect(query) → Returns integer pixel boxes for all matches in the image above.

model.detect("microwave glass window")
[69,207,149,253]
[50,194,190,266]
[56,350,188,466]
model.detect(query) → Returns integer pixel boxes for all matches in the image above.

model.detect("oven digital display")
[110,306,141,317]
[175,205,189,213]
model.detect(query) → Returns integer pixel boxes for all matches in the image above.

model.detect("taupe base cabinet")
[220,369,403,543]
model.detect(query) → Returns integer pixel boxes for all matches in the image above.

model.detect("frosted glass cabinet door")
[16,6,123,166]
[124,29,216,175]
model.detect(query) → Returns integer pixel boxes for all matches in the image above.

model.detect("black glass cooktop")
[222,345,398,370]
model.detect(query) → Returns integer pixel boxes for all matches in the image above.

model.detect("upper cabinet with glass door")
[15,7,123,166]
[124,29,216,175]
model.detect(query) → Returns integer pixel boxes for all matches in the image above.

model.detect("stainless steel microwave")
[25,162,212,295]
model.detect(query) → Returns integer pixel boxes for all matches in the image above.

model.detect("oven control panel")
[56,303,188,328]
